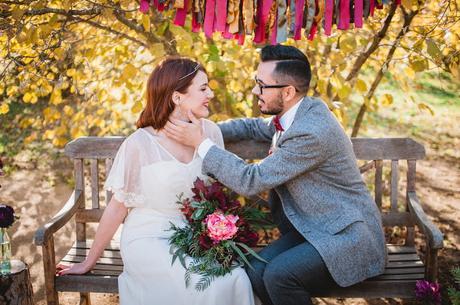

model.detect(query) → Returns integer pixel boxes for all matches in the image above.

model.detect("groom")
[165,45,386,305]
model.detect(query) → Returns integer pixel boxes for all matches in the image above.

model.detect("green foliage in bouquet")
[168,178,273,291]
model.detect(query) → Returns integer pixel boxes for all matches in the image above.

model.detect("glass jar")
[0,227,11,274]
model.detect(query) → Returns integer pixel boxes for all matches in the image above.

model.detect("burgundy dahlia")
[0,204,15,228]
[198,233,213,250]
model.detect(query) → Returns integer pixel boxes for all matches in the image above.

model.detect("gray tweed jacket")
[202,97,386,287]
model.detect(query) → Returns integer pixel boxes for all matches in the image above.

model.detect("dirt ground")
[1,137,459,305]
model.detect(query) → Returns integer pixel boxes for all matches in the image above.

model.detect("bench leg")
[43,239,59,305]
[79,293,91,305]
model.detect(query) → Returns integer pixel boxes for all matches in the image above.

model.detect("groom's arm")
[217,117,274,143]
[200,132,328,197]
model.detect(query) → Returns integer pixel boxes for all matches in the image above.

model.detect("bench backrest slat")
[91,159,100,209]
[74,159,87,241]
[390,160,399,213]
[105,158,113,205]
[374,160,383,210]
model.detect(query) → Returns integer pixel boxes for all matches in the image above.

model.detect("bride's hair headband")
[178,63,200,81]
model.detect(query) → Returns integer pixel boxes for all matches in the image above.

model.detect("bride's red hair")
[136,57,205,130]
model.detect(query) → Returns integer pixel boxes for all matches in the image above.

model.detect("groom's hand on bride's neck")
[164,110,205,148]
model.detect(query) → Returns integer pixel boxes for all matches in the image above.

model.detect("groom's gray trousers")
[246,228,338,305]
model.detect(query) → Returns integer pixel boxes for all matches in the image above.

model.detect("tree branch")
[345,0,398,82]
[351,6,420,137]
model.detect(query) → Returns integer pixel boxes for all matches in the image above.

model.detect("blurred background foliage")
[0,0,459,160]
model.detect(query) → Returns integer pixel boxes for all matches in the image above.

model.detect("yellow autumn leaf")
[24,132,38,145]
[23,92,38,103]
[123,64,138,80]
[43,129,56,140]
[62,105,74,117]
[55,125,68,136]
[66,69,76,77]
[71,126,86,139]
[337,84,352,99]
[401,0,412,9]
[418,103,435,115]
[0,103,9,114]
[209,79,219,90]
[131,101,143,113]
[150,43,165,58]
[50,89,62,105]
[381,94,394,106]
[52,137,68,147]
[355,79,367,93]
[142,14,150,31]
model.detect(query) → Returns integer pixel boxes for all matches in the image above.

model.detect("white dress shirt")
[198,97,305,159]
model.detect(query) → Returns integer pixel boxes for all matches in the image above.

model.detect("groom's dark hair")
[261,45,311,94]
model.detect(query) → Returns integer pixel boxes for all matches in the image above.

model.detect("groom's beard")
[259,92,284,115]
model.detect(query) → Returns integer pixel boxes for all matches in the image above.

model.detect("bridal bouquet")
[168,177,272,291]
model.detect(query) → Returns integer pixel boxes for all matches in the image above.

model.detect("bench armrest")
[407,191,444,249]
[34,190,84,246]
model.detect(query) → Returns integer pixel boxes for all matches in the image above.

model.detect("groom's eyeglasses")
[254,77,298,95]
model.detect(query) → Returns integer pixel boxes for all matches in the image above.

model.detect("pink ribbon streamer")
[139,0,150,13]
[173,0,188,26]
[294,0,305,40]
[203,0,216,38]
[254,0,273,43]
[338,0,350,30]
[355,0,363,28]
[222,24,233,39]
[324,0,333,36]
[215,0,228,32]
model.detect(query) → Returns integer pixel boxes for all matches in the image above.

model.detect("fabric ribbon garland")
[140,0,400,44]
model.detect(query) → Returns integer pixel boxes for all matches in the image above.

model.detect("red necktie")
[273,116,284,132]
[269,116,284,155]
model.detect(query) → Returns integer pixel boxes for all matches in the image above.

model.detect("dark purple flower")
[0,205,15,228]
[415,280,441,305]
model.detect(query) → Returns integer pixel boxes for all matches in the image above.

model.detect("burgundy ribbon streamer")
[355,0,363,28]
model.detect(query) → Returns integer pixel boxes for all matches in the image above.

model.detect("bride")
[57,57,256,305]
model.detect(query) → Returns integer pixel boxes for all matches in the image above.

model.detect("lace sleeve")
[203,119,225,149]
[103,134,146,207]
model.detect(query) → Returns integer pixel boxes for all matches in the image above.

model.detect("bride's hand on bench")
[56,261,92,276]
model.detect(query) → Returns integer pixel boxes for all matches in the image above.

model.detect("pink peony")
[205,212,239,241]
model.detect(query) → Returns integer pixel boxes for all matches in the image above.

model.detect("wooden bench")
[34,137,444,304]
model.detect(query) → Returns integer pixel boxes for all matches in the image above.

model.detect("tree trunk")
[0,260,34,305]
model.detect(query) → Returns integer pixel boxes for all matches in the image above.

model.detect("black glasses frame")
[254,77,298,95]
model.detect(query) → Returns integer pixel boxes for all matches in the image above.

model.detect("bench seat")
[57,241,424,297]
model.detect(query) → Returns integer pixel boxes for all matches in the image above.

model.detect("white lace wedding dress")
[104,119,255,305]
